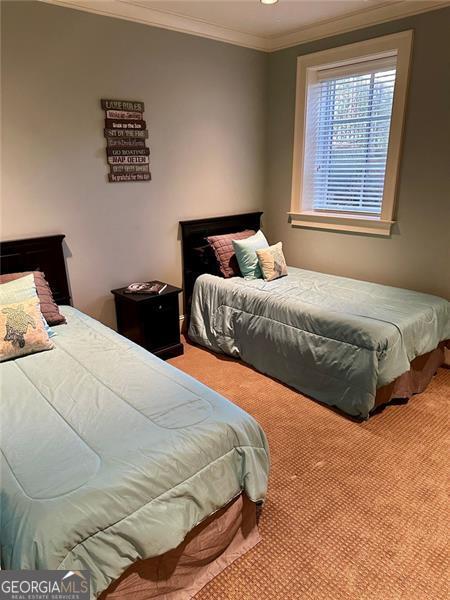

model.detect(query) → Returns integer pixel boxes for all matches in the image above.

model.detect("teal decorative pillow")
[256,242,288,281]
[232,230,269,280]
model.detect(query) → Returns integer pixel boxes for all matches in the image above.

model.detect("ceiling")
[41,0,450,50]
[137,1,397,38]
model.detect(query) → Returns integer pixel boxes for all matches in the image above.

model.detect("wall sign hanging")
[101,99,151,182]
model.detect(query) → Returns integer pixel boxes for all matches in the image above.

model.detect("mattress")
[0,306,269,598]
[189,267,449,418]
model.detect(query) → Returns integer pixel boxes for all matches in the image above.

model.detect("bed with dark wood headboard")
[180,213,448,419]
[0,236,269,600]
[0,235,71,305]
[180,211,263,318]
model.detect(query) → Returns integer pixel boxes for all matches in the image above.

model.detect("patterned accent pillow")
[0,274,54,337]
[256,242,288,281]
[206,230,255,278]
[0,296,54,362]
[0,271,66,325]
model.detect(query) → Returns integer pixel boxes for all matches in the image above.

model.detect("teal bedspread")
[189,267,449,418]
[0,307,269,598]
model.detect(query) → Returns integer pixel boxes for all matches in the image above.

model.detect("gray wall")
[1,1,266,326]
[2,2,449,331]
[266,8,450,299]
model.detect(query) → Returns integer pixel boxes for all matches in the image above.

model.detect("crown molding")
[39,0,450,53]
[269,0,450,51]
[38,0,271,51]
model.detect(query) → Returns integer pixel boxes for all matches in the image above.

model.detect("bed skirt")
[99,494,259,600]
[374,340,449,408]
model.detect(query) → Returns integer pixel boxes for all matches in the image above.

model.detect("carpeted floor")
[169,339,449,600]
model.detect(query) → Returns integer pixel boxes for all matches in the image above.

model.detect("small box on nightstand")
[111,282,183,360]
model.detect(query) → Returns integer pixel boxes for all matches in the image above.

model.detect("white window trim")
[289,31,413,236]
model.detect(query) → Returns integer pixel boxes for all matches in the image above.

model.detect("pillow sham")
[206,230,255,278]
[0,271,66,325]
[232,230,269,280]
[0,296,54,362]
[256,242,288,281]
[0,274,54,336]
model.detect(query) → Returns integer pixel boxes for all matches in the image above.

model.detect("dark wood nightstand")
[111,282,183,360]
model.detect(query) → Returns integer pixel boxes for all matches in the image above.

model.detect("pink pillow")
[207,230,255,278]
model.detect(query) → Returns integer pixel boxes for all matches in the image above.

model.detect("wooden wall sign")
[108,155,150,165]
[107,138,146,148]
[104,129,148,138]
[101,99,151,183]
[109,173,151,182]
[102,100,144,112]
[111,164,149,173]
[107,148,150,157]
[106,110,142,120]
[105,119,146,130]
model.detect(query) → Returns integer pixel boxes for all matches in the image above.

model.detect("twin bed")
[1,218,448,598]
[0,236,269,599]
[181,212,449,419]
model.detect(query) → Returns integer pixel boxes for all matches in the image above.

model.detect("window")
[305,59,396,215]
[290,32,413,236]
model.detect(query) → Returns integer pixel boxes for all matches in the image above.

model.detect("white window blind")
[303,57,397,215]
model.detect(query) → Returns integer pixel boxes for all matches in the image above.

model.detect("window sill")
[288,211,394,236]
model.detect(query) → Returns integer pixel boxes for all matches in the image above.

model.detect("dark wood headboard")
[180,211,263,318]
[0,235,71,305]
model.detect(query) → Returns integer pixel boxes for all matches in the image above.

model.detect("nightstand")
[111,282,183,360]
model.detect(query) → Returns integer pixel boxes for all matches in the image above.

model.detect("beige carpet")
[169,339,449,600]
